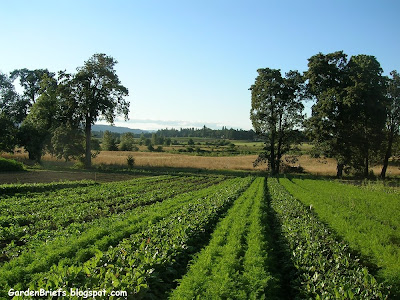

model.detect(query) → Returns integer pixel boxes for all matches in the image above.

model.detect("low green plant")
[0,157,24,171]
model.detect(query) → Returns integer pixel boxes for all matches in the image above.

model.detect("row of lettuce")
[0,174,395,298]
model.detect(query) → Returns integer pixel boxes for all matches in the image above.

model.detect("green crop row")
[278,177,400,295]
[267,177,389,299]
[0,175,225,256]
[170,177,279,299]
[0,180,97,197]
[1,177,253,299]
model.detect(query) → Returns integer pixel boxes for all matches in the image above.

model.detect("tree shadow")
[263,178,299,299]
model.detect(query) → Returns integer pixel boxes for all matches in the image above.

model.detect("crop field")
[0,175,397,299]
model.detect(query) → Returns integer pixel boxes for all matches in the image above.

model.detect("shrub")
[0,157,24,171]
[127,155,135,169]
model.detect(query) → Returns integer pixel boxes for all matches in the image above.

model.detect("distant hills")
[92,124,153,134]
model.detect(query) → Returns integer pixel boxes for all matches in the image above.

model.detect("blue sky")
[1,0,399,130]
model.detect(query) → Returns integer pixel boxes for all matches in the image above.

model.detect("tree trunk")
[336,163,344,178]
[276,114,283,174]
[85,119,92,169]
[364,151,369,178]
[270,129,276,175]
[381,128,394,179]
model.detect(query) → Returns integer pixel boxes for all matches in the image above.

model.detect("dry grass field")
[93,151,266,170]
[2,150,400,179]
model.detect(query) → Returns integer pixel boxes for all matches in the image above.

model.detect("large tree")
[381,70,400,178]
[0,72,20,152]
[250,68,304,174]
[305,51,354,177]
[17,74,60,161]
[71,54,129,168]
[10,68,54,119]
[346,55,387,177]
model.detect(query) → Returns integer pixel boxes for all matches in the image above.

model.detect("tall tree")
[101,130,118,151]
[0,72,20,152]
[119,132,136,151]
[381,70,400,178]
[304,51,352,177]
[17,74,59,161]
[346,55,387,177]
[250,68,304,174]
[10,68,54,118]
[72,54,129,168]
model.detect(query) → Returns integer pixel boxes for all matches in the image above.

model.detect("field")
[3,149,400,179]
[1,174,398,299]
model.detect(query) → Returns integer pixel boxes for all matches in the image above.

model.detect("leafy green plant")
[0,157,24,172]
[267,177,390,299]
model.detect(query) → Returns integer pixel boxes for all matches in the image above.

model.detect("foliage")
[381,70,400,178]
[101,130,118,151]
[345,54,387,177]
[279,176,400,296]
[267,177,390,299]
[0,72,19,152]
[127,155,135,169]
[119,132,136,151]
[305,51,388,177]
[0,157,24,172]
[9,68,55,122]
[72,53,130,168]
[250,68,304,174]
[0,176,251,298]
[304,51,352,177]
[171,178,279,299]
[51,125,85,161]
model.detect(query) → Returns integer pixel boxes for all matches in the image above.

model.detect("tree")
[72,54,129,168]
[346,55,387,177]
[119,132,136,151]
[0,72,19,152]
[51,125,85,162]
[250,68,304,174]
[101,130,118,151]
[17,74,59,161]
[381,70,400,178]
[304,51,352,177]
[10,68,55,119]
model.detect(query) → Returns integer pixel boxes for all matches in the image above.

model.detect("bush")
[127,155,135,169]
[281,163,304,174]
[0,157,24,171]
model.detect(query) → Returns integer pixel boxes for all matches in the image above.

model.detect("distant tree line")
[0,53,129,168]
[156,126,255,140]
[251,51,400,178]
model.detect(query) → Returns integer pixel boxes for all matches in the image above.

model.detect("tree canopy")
[71,53,129,168]
[250,68,304,174]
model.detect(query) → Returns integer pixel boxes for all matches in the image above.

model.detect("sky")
[1,0,399,131]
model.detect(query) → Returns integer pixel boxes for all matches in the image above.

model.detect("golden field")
[3,150,399,177]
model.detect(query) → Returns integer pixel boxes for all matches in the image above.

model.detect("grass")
[2,148,399,182]
[278,175,400,295]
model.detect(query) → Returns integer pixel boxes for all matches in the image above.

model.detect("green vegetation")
[171,178,279,299]
[0,172,396,298]
[278,176,400,295]
[0,157,24,172]
[0,175,252,298]
[267,177,389,299]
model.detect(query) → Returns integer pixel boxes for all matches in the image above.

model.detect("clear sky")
[1,0,399,130]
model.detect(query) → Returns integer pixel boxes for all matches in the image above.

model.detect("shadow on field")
[263,179,298,299]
